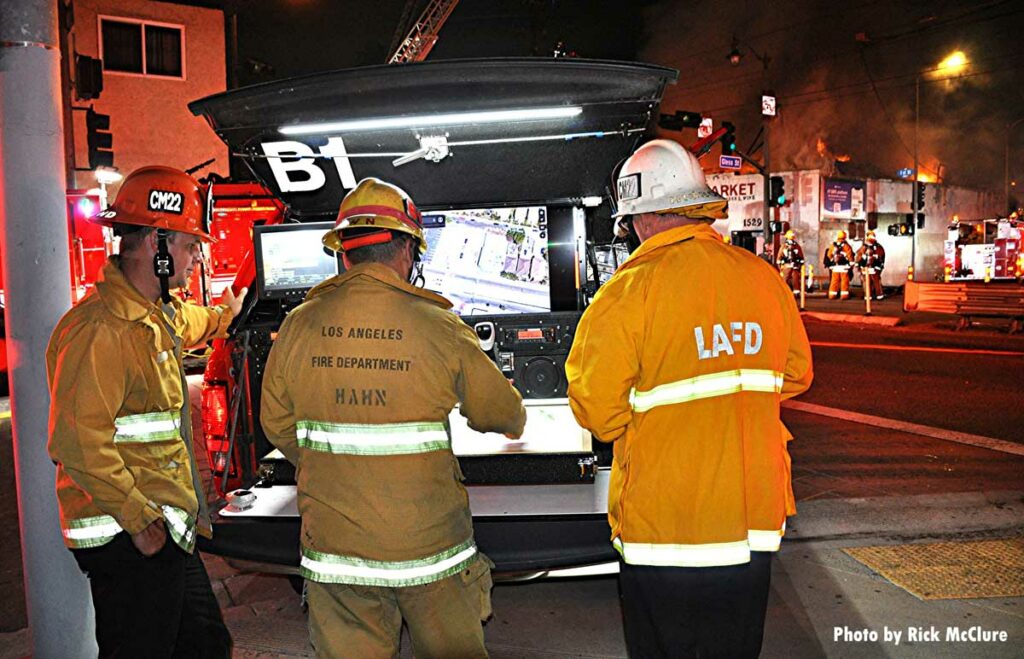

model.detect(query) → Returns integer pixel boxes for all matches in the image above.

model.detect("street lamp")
[912,50,969,275]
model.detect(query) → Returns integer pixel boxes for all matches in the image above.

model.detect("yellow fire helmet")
[836,230,847,241]
[92,166,215,242]
[785,230,796,240]
[323,177,427,255]
[866,230,877,242]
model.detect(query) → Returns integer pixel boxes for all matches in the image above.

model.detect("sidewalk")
[5,404,1019,659]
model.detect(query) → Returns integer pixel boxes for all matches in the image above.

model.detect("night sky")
[187,0,1023,197]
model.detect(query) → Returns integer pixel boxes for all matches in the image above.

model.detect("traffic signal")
[658,110,703,131]
[900,214,915,235]
[769,176,786,207]
[888,223,899,236]
[720,123,737,155]
[914,182,926,210]
[75,55,104,101]
[86,107,113,169]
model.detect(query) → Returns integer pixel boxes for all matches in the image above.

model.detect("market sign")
[707,173,764,231]
[822,178,866,220]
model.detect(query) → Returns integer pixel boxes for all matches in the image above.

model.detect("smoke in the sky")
[637,0,1023,190]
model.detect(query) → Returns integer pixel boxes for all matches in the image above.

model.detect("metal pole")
[911,75,919,276]
[0,1,95,657]
[1006,117,1024,214]
[799,265,806,310]
[763,120,771,256]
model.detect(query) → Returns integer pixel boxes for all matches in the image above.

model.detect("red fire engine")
[944,216,1024,281]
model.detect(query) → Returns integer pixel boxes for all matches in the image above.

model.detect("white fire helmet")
[612,139,725,218]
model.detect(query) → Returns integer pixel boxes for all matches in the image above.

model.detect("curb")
[801,310,902,326]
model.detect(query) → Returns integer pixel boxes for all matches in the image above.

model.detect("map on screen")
[420,207,550,315]
[258,224,338,294]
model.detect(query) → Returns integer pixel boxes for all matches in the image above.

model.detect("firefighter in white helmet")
[567,140,813,658]
[776,229,805,295]
[261,177,526,658]
[47,166,240,656]
[856,230,886,299]
[823,229,856,299]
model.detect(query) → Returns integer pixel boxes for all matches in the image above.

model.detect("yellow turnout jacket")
[261,263,526,586]
[567,223,813,568]
[47,257,233,552]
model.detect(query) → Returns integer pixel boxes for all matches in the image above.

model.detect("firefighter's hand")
[131,519,167,557]
[504,431,523,440]
[222,286,249,318]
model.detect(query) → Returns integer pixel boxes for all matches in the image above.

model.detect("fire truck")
[944,216,1024,281]
[188,57,677,572]
[0,190,108,395]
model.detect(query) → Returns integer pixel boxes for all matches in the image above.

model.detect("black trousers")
[619,552,772,659]
[73,532,232,659]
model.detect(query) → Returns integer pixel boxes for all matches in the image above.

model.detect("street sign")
[761,94,777,117]
[897,168,913,178]
[719,155,742,170]
[697,117,713,138]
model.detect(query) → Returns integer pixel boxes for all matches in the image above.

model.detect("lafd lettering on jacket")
[694,322,763,360]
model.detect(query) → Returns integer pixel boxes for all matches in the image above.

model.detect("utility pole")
[1007,117,1024,214]
[911,75,919,277]
[0,0,93,656]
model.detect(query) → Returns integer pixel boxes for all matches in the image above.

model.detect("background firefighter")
[260,177,526,658]
[775,230,805,295]
[46,166,241,658]
[823,230,856,300]
[566,140,814,659]
[856,230,887,300]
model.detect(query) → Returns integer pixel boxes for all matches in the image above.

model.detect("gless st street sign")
[720,155,742,170]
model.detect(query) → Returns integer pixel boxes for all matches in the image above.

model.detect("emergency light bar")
[279,106,583,136]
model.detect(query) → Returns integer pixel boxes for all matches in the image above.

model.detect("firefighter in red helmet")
[47,166,242,657]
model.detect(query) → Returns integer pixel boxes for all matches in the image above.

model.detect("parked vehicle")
[944,216,1024,281]
[188,57,677,572]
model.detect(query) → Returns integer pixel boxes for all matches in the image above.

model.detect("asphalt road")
[800,319,1024,443]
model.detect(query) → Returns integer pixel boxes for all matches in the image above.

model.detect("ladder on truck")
[388,0,460,64]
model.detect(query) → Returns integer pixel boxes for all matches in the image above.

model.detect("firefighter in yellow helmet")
[566,140,813,657]
[856,230,887,299]
[823,229,856,299]
[47,166,240,656]
[775,229,805,295]
[261,177,526,657]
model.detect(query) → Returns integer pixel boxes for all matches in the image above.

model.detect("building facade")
[69,0,228,195]
[709,170,1001,286]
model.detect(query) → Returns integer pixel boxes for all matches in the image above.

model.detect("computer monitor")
[253,222,339,300]
[420,207,552,315]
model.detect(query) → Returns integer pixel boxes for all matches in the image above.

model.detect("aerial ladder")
[388,0,460,64]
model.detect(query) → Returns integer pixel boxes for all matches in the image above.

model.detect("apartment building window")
[100,17,184,78]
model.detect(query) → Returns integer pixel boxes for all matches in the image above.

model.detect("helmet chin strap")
[154,229,175,304]
[409,243,425,288]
